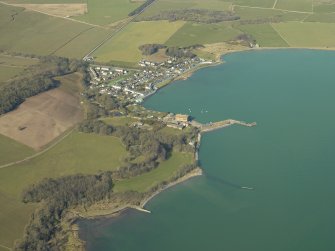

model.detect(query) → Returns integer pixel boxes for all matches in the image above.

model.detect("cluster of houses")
[87,56,212,105]
[163,113,190,130]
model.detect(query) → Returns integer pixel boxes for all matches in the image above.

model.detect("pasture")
[239,24,289,47]
[93,20,185,63]
[0,66,23,83]
[74,0,143,26]
[114,151,194,192]
[165,22,242,47]
[0,131,128,248]
[0,73,84,150]
[272,22,335,47]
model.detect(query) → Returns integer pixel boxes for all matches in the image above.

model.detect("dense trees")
[78,119,115,135]
[16,173,113,251]
[137,9,240,23]
[139,44,166,55]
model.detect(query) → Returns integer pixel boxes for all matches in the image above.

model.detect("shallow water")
[80,49,335,251]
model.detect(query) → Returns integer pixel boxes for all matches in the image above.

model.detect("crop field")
[274,0,313,12]
[93,20,185,63]
[272,22,335,47]
[313,1,335,13]
[0,131,128,248]
[114,151,194,192]
[0,4,99,56]
[166,22,242,47]
[0,73,84,150]
[73,0,143,26]
[239,23,289,47]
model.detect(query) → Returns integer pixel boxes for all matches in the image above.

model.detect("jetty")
[191,119,257,133]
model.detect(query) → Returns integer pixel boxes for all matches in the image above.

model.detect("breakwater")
[191,119,257,133]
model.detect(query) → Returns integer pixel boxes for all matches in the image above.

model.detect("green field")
[0,134,35,166]
[234,0,275,8]
[234,6,308,21]
[313,2,335,13]
[93,20,185,63]
[275,0,313,12]
[272,22,335,47]
[0,66,24,83]
[305,13,335,23]
[239,23,289,47]
[0,132,127,248]
[74,0,143,26]
[114,151,194,192]
[0,54,38,83]
[166,22,242,47]
[54,27,110,58]
[0,4,103,56]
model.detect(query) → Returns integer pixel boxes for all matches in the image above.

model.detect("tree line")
[15,173,113,251]
[136,9,240,23]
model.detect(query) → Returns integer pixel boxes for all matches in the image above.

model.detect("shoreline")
[74,45,335,250]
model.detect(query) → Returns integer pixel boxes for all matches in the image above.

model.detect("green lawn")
[272,22,335,47]
[0,131,127,248]
[114,151,194,192]
[93,20,185,63]
[166,22,242,47]
[275,0,313,12]
[239,23,289,47]
[0,4,96,56]
[0,134,35,166]
[73,0,143,26]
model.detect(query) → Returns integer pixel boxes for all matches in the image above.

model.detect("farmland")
[166,22,242,47]
[0,131,128,248]
[0,54,38,83]
[272,22,335,47]
[0,72,84,150]
[73,0,143,26]
[0,134,35,166]
[0,4,111,58]
[93,20,185,63]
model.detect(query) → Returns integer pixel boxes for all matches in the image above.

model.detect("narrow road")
[0,129,74,169]
[82,0,158,60]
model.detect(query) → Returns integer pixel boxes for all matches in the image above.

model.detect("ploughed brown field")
[0,73,84,150]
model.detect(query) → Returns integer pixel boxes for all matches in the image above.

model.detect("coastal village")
[88,56,212,104]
